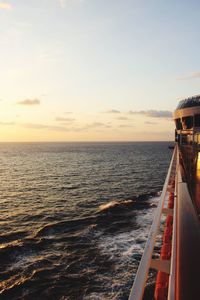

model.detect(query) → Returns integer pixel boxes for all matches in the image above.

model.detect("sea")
[0,142,172,300]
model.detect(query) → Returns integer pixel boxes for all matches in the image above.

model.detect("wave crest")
[99,200,134,212]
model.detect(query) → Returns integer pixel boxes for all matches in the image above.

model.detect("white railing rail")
[168,148,179,300]
[128,145,177,300]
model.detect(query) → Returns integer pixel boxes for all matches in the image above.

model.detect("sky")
[0,0,200,142]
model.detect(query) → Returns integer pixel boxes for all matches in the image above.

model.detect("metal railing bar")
[128,145,177,300]
[168,147,179,300]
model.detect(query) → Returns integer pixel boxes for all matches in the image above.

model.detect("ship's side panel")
[176,169,200,299]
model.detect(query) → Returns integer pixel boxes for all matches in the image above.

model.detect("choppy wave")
[0,142,171,299]
[0,195,159,300]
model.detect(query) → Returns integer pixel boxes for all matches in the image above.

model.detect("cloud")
[116,116,129,120]
[145,121,157,125]
[128,110,172,119]
[20,121,112,133]
[0,121,15,125]
[17,98,40,106]
[55,117,75,122]
[118,124,135,128]
[86,122,111,128]
[104,109,121,114]
[178,72,200,80]
[22,123,68,132]
[74,122,111,132]
[0,2,12,10]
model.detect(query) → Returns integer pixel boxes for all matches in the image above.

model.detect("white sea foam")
[98,196,159,262]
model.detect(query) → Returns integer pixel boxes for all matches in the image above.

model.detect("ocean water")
[0,142,172,300]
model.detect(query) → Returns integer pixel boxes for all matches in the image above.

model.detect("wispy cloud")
[17,98,40,106]
[104,109,121,114]
[145,121,157,125]
[55,117,75,122]
[0,2,12,10]
[74,122,111,132]
[116,116,129,120]
[128,110,172,119]
[178,72,200,80]
[21,121,111,133]
[21,123,68,132]
[118,124,135,128]
[86,122,111,129]
[0,121,15,125]
[18,120,166,135]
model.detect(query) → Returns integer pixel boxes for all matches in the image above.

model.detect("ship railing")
[167,148,178,300]
[128,145,178,300]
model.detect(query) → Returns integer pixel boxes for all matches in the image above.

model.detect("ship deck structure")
[128,95,200,300]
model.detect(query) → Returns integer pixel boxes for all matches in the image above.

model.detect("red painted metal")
[154,188,175,300]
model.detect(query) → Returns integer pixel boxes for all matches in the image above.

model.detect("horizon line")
[0,140,174,143]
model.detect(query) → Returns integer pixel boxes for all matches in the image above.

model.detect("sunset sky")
[1,0,200,142]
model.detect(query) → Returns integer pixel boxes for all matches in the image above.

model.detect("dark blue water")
[0,142,172,299]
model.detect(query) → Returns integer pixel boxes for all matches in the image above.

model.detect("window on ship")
[194,114,200,127]
[182,116,193,130]
[175,118,182,130]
